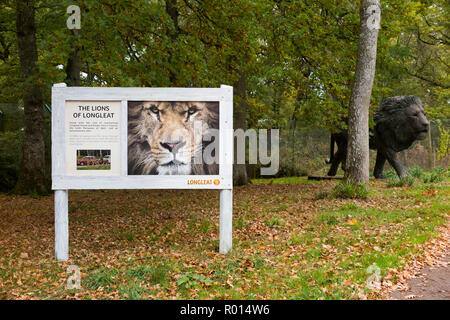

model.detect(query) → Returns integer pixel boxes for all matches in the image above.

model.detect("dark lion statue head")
[374,96,430,152]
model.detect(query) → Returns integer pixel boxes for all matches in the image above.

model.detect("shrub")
[0,131,22,192]
[84,268,118,290]
[383,169,397,180]
[176,272,212,290]
[422,171,444,183]
[126,265,168,285]
[330,181,369,199]
[387,176,415,187]
[409,166,425,179]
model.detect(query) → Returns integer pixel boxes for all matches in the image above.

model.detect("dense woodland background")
[0,0,448,193]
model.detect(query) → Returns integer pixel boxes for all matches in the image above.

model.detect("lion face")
[403,103,429,140]
[375,96,430,149]
[128,101,218,175]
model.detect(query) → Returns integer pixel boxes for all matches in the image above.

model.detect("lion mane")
[374,95,422,124]
[127,101,219,175]
[373,95,428,152]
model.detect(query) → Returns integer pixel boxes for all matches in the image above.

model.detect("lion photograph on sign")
[128,101,219,175]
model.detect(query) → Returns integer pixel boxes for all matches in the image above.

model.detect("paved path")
[389,247,449,300]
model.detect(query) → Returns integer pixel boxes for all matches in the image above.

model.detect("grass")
[386,166,448,186]
[330,180,369,199]
[77,164,111,170]
[422,168,445,183]
[84,268,119,291]
[0,173,448,300]
[126,265,169,285]
[265,217,285,227]
[252,176,309,184]
[386,176,415,187]
[409,166,425,179]
[176,272,213,291]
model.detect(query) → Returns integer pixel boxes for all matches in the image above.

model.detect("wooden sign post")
[52,84,233,261]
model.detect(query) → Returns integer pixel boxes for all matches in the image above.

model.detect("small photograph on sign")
[76,149,111,170]
[128,101,219,175]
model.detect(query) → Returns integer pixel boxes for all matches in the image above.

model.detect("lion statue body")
[325,119,349,177]
[326,96,430,178]
[128,101,219,175]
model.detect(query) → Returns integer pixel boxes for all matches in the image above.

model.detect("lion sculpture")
[325,120,349,177]
[326,96,430,178]
[128,101,219,175]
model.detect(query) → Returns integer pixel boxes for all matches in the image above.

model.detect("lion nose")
[160,141,185,152]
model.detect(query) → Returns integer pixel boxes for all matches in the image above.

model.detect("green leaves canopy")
[0,0,448,129]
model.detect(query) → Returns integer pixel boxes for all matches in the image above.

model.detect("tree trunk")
[427,126,434,169]
[346,0,380,185]
[14,0,48,194]
[233,72,249,186]
[165,0,179,84]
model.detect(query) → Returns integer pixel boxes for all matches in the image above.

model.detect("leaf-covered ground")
[0,177,448,300]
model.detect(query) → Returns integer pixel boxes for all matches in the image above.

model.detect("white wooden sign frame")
[52,83,233,261]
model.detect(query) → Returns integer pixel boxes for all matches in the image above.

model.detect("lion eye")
[150,105,159,114]
[188,106,197,115]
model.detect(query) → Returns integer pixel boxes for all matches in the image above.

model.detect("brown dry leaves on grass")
[0,179,448,300]
[384,222,449,299]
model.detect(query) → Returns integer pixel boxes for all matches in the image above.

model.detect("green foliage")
[409,166,425,179]
[2,0,447,125]
[421,167,447,183]
[339,202,358,212]
[387,176,416,187]
[437,121,450,160]
[235,216,246,229]
[383,169,398,180]
[265,217,285,227]
[199,219,212,233]
[422,172,443,184]
[387,167,447,186]
[118,281,145,300]
[176,272,212,290]
[317,213,340,226]
[126,265,168,285]
[331,181,369,200]
[84,268,119,291]
[0,131,22,192]
[0,0,448,188]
